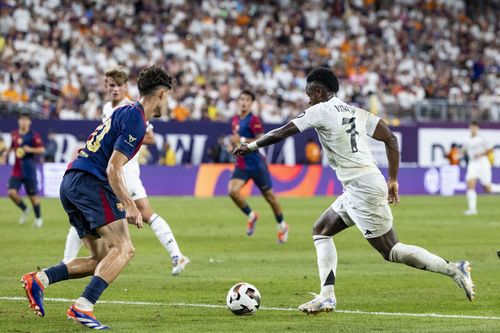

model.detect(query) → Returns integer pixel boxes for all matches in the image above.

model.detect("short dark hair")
[306,67,339,93]
[470,120,479,127]
[19,112,31,119]
[137,65,174,96]
[240,89,256,101]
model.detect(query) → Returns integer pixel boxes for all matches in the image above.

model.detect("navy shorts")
[8,176,38,196]
[231,165,273,192]
[60,170,126,239]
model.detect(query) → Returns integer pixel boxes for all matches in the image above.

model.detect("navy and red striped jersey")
[231,112,266,170]
[10,129,43,179]
[67,102,147,181]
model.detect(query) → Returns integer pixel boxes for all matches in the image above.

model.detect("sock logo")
[364,229,372,236]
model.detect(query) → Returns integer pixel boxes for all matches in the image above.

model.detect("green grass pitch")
[1,195,499,332]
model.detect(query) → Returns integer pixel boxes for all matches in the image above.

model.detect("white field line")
[1,296,499,321]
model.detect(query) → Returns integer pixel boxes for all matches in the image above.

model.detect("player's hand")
[22,145,32,153]
[232,144,251,156]
[387,179,400,205]
[230,134,241,145]
[125,203,143,229]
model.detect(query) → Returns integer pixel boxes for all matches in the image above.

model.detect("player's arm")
[233,122,300,156]
[22,146,45,154]
[107,150,143,228]
[371,119,400,204]
[142,129,155,145]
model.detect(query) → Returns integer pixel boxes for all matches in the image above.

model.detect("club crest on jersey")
[116,203,124,212]
[17,138,23,144]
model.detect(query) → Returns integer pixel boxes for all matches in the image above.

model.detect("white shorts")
[125,175,147,201]
[465,159,492,186]
[331,172,393,238]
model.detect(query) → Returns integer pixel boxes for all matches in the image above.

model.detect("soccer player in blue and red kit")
[7,113,45,227]
[228,90,289,243]
[21,66,174,330]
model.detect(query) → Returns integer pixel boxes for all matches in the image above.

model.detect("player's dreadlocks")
[137,65,174,96]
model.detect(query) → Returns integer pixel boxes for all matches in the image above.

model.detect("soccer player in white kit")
[463,121,500,215]
[63,67,189,275]
[233,68,475,314]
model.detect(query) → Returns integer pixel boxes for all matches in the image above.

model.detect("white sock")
[277,221,286,230]
[313,235,337,298]
[75,297,94,311]
[63,227,82,264]
[35,271,50,288]
[466,189,477,211]
[248,211,256,220]
[490,184,500,193]
[149,214,181,260]
[389,242,453,276]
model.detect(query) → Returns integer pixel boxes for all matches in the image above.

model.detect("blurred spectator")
[171,104,190,122]
[44,130,58,163]
[305,138,321,164]
[445,143,460,166]
[0,137,7,165]
[160,142,176,166]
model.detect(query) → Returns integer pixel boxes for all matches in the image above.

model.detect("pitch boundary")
[1,296,499,320]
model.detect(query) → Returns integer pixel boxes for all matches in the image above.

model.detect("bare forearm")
[25,147,45,154]
[385,134,400,180]
[254,122,299,149]
[107,164,134,207]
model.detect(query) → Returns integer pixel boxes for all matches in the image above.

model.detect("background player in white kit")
[463,121,500,216]
[233,67,475,314]
[63,67,189,275]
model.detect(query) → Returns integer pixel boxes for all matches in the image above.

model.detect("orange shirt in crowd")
[446,147,460,165]
[305,141,321,164]
[172,105,190,122]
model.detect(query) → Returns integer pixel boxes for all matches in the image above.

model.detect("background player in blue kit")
[21,66,174,330]
[228,90,289,243]
[7,113,45,227]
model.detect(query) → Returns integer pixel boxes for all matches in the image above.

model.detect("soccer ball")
[226,282,261,315]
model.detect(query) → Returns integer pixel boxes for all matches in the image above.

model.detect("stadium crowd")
[0,0,498,123]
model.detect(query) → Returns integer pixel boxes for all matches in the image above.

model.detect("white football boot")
[172,255,190,276]
[298,293,336,315]
[451,260,475,301]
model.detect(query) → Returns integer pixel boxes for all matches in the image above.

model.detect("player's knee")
[228,188,239,198]
[121,244,135,261]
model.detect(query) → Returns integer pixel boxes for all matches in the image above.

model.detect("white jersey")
[102,98,152,177]
[464,135,490,164]
[292,97,381,183]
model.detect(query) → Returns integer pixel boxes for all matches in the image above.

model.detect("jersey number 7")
[342,117,359,153]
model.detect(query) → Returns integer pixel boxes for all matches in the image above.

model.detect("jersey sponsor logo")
[125,134,137,147]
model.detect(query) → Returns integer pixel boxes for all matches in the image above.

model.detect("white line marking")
[1,296,499,321]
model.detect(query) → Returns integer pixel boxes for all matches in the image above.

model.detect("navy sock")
[275,213,284,223]
[33,204,41,218]
[17,200,27,212]
[82,276,109,304]
[44,263,69,285]
[240,205,252,216]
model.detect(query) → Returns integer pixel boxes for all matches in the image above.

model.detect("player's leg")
[63,226,82,263]
[464,165,478,215]
[7,177,30,224]
[299,204,349,314]
[253,164,289,241]
[367,227,475,301]
[136,196,189,275]
[228,170,258,235]
[480,165,500,193]
[27,192,43,227]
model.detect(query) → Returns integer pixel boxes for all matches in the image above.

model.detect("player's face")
[18,116,31,132]
[470,125,478,136]
[154,88,170,118]
[105,77,127,102]
[306,83,323,106]
[238,94,253,114]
